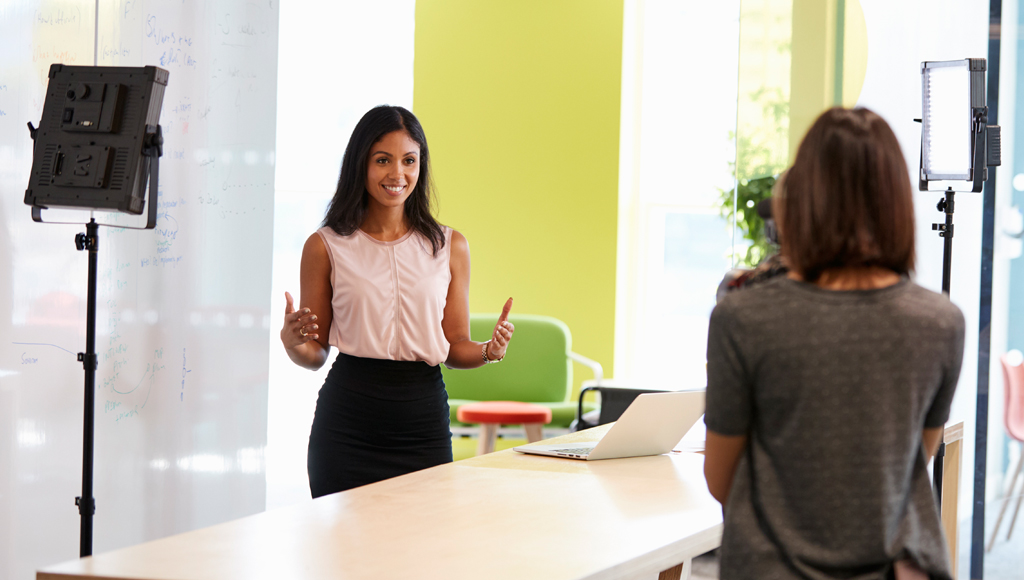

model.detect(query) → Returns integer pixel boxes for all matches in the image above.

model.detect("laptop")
[513,390,706,461]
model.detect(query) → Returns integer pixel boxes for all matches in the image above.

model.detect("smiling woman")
[365,131,420,207]
[319,106,445,256]
[279,105,516,497]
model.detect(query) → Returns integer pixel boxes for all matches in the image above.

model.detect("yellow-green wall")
[413,0,623,396]
[788,0,868,161]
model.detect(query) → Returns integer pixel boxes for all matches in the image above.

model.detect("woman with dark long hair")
[280,105,515,497]
[704,107,964,580]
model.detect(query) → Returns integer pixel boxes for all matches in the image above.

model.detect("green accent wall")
[413,0,623,396]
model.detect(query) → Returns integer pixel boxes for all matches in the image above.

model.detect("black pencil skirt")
[306,352,453,498]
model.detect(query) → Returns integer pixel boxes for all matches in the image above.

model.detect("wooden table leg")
[940,421,963,573]
[524,422,544,443]
[658,559,691,580]
[477,423,498,455]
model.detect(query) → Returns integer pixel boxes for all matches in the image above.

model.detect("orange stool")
[456,401,552,455]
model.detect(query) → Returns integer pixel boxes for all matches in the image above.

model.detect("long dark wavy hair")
[322,105,445,256]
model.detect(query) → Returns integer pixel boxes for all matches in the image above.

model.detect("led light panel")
[922,60,971,180]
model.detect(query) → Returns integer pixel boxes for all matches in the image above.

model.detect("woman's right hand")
[281,291,320,349]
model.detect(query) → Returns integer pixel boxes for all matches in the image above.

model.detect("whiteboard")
[0,1,279,578]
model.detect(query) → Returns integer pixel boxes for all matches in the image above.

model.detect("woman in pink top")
[280,106,515,496]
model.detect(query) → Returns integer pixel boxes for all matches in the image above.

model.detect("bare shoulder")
[450,229,469,258]
[303,231,328,258]
[448,229,470,279]
[302,231,331,275]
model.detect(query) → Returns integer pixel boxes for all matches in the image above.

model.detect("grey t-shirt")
[705,276,964,580]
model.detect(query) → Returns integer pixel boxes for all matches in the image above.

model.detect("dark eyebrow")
[371,151,419,157]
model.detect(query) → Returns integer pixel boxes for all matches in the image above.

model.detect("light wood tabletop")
[38,425,722,580]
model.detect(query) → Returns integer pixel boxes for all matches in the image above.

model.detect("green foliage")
[719,84,790,268]
[719,175,777,268]
[736,86,789,180]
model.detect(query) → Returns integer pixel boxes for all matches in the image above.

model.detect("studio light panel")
[921,60,972,180]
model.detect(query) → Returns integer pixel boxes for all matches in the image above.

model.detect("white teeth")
[384,185,404,192]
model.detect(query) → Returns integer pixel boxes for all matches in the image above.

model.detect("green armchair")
[442,313,602,430]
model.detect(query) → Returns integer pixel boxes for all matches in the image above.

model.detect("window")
[617,0,785,389]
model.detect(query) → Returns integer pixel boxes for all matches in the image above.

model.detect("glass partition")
[984,0,1024,576]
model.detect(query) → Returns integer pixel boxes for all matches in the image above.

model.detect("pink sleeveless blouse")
[316,226,453,366]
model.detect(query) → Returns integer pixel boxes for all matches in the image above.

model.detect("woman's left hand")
[486,298,515,361]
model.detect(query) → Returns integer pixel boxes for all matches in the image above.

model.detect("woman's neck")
[788,266,901,290]
[360,205,409,241]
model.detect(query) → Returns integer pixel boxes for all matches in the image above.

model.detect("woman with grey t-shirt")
[704,107,964,580]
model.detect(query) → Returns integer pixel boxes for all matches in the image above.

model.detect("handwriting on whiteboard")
[146,14,198,69]
[35,9,82,26]
[108,348,166,423]
[11,342,76,356]
[100,45,131,60]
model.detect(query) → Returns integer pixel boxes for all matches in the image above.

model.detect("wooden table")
[39,425,722,580]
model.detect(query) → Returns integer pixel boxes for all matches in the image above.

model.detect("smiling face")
[364,129,421,211]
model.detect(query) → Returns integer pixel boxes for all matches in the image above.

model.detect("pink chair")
[986,351,1024,551]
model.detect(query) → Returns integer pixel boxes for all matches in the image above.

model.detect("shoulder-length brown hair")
[774,107,915,282]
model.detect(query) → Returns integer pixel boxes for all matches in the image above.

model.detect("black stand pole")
[75,219,99,557]
[931,186,955,510]
[36,126,162,558]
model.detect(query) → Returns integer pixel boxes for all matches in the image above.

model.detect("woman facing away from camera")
[280,105,515,497]
[704,107,965,580]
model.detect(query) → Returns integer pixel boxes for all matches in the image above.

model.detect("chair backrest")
[576,386,669,430]
[441,314,572,403]
[1000,351,1024,442]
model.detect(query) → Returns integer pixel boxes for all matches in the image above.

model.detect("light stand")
[24,64,167,557]
[74,218,98,557]
[919,58,1001,513]
[930,185,955,506]
[66,128,162,557]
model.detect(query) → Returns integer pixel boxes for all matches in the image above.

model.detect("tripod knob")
[75,231,97,251]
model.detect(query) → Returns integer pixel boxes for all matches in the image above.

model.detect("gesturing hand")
[486,298,515,361]
[281,291,319,349]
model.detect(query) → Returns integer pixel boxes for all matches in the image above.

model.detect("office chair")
[571,385,670,432]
